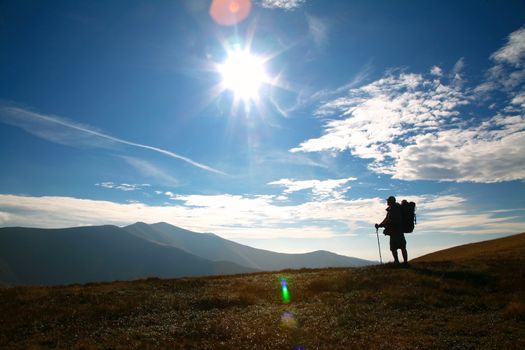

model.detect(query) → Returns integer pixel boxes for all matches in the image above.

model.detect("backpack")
[401,200,417,233]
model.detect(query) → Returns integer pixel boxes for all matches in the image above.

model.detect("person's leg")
[401,248,408,264]
[391,249,400,263]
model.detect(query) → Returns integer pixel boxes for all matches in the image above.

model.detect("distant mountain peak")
[126,222,180,229]
[151,222,185,230]
[310,250,332,255]
[127,221,149,227]
[151,221,172,226]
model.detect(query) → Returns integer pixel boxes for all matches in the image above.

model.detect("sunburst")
[218,49,269,101]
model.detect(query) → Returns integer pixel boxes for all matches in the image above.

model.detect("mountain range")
[0,222,372,286]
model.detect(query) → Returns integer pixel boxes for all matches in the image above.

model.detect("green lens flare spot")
[281,278,291,304]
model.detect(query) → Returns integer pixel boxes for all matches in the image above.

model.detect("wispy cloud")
[257,151,329,169]
[306,14,329,50]
[476,26,525,93]
[257,0,305,11]
[0,105,226,175]
[119,156,179,187]
[284,61,374,117]
[451,57,465,87]
[268,177,356,200]
[491,27,525,67]
[291,31,525,183]
[511,91,525,109]
[95,182,151,192]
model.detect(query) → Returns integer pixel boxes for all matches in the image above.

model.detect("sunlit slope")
[414,232,525,262]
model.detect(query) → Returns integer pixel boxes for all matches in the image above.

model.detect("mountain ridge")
[122,221,371,270]
[0,225,256,286]
[0,222,372,286]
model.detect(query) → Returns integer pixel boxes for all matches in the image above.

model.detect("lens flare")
[281,278,290,304]
[209,0,252,26]
[280,311,298,329]
[229,2,240,13]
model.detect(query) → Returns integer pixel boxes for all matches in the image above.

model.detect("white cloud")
[477,27,525,93]
[96,182,116,189]
[258,0,305,10]
[268,177,356,200]
[292,27,525,184]
[210,226,341,239]
[511,91,525,109]
[291,72,468,175]
[0,211,9,225]
[291,61,525,183]
[390,118,525,182]
[430,66,443,76]
[491,27,525,67]
[0,105,225,175]
[95,182,151,192]
[0,193,521,242]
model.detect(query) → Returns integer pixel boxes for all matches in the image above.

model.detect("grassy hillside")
[1,234,524,349]
[414,232,525,262]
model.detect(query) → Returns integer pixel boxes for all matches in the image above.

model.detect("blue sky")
[1,0,524,260]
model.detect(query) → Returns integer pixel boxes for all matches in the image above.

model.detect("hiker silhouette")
[375,196,409,266]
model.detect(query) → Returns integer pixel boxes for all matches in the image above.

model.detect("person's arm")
[375,218,387,229]
[377,211,391,227]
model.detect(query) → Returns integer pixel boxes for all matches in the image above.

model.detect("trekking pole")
[375,227,383,264]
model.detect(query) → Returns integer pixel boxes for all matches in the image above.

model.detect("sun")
[218,50,268,101]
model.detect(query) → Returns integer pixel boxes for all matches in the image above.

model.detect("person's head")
[387,196,396,206]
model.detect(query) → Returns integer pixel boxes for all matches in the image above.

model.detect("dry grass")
[503,300,525,321]
[413,232,525,263]
[1,234,524,349]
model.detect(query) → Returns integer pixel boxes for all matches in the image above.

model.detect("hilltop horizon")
[2,220,523,287]
[2,219,523,261]
[0,220,364,256]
